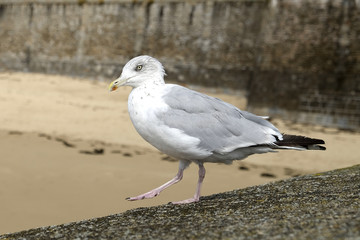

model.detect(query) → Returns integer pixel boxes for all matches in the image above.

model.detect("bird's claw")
[126,191,160,201]
[171,197,200,205]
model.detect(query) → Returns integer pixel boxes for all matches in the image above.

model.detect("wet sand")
[0,72,359,234]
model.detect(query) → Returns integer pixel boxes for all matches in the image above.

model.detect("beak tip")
[108,81,118,92]
[109,77,125,92]
[109,87,117,92]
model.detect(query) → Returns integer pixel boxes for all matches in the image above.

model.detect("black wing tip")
[319,145,326,150]
[278,134,326,150]
[314,139,325,145]
[307,145,326,150]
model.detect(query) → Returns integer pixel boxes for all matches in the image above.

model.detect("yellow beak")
[109,81,118,92]
[108,77,127,92]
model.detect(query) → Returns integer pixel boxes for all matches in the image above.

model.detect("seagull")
[109,55,326,204]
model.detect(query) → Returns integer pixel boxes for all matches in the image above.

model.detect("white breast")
[128,84,211,160]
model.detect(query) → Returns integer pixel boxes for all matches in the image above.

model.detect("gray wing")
[158,85,282,154]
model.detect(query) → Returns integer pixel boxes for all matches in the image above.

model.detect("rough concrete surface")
[1,165,359,239]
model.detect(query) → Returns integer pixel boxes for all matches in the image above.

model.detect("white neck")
[131,74,165,88]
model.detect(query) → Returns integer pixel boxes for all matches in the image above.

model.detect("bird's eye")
[135,65,143,71]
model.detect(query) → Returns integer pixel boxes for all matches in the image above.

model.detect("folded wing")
[159,85,282,154]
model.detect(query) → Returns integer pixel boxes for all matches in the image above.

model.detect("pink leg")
[172,163,206,204]
[126,166,184,201]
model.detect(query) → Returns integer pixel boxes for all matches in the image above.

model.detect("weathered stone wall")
[246,0,360,130]
[0,0,266,91]
[0,0,359,129]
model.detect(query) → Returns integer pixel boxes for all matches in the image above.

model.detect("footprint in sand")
[110,150,134,157]
[79,148,104,155]
[260,172,277,178]
[55,137,76,148]
[111,149,145,156]
[8,131,23,135]
[161,155,177,162]
[238,166,250,171]
[122,153,132,157]
[239,164,277,178]
[38,133,52,140]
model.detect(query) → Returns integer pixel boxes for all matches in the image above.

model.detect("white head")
[109,55,166,91]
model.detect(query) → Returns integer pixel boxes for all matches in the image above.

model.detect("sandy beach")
[0,72,359,234]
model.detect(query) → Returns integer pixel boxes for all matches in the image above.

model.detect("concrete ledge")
[1,165,359,239]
